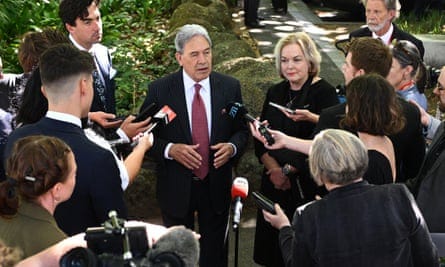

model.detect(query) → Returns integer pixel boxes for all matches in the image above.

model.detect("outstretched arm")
[249,122,312,154]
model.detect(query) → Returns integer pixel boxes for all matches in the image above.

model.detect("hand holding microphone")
[231,177,249,230]
[224,102,274,145]
[131,105,177,146]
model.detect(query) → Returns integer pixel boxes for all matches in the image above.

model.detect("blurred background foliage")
[0,0,177,114]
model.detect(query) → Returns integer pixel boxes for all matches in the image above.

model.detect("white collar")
[182,70,210,93]
[372,23,394,45]
[69,34,96,54]
[45,111,82,128]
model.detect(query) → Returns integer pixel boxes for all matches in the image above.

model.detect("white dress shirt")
[372,23,394,45]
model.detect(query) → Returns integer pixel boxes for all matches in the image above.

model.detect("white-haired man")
[350,0,424,58]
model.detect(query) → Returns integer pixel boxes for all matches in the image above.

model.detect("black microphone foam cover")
[146,228,199,267]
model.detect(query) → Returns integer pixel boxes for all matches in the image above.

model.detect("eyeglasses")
[436,82,444,91]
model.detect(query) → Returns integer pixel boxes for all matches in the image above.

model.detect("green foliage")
[0,0,60,73]
[0,0,176,113]
[112,30,177,114]
[398,10,445,34]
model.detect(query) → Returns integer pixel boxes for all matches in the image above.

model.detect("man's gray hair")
[360,0,401,10]
[361,0,401,19]
[309,129,368,186]
[174,24,212,54]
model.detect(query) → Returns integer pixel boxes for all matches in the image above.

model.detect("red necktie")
[192,83,209,179]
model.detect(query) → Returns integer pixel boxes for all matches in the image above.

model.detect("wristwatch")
[282,164,292,176]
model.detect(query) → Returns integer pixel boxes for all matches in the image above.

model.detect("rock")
[210,32,257,64]
[169,1,232,33]
[214,57,280,115]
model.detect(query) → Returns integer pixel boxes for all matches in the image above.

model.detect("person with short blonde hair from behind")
[262,129,439,266]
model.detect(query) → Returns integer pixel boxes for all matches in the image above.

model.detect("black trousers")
[244,0,260,24]
[162,178,229,267]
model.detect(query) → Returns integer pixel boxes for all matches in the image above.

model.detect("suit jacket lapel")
[209,73,225,144]
[169,71,193,144]
[390,23,399,43]
[94,53,109,84]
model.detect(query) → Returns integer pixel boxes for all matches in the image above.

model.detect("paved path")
[241,0,360,87]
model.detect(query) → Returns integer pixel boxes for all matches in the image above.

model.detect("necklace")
[286,76,313,109]
[286,90,299,109]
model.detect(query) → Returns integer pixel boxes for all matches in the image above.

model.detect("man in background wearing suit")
[59,0,150,141]
[349,0,424,58]
[139,24,249,267]
[4,44,127,235]
[409,66,445,232]
[314,37,425,183]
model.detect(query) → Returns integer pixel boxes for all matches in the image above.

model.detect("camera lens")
[60,247,97,267]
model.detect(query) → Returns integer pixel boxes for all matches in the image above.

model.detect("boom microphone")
[231,177,249,230]
[224,102,275,145]
[145,228,200,267]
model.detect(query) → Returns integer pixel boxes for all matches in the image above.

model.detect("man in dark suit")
[349,0,424,58]
[314,37,425,183]
[408,66,445,232]
[59,0,150,141]
[140,24,249,267]
[4,44,127,235]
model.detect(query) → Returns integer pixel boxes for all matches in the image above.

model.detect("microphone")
[231,177,249,230]
[109,105,176,147]
[224,102,275,145]
[130,105,177,146]
[145,228,200,267]
[106,210,133,260]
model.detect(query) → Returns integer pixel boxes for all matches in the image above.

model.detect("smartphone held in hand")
[268,102,296,115]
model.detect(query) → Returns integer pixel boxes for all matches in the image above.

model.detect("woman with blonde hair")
[253,31,339,267]
[252,74,405,185]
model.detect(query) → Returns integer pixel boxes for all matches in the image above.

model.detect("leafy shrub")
[0,0,60,73]
[0,0,175,113]
[398,10,445,34]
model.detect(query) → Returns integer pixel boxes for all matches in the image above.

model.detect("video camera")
[427,65,441,89]
[60,211,197,267]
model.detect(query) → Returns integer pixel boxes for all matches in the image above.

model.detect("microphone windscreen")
[153,105,177,125]
[231,177,249,199]
[146,228,199,267]
[224,102,247,120]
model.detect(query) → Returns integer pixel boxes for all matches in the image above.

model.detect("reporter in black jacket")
[263,129,439,267]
